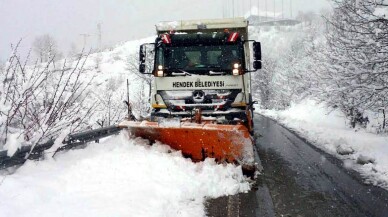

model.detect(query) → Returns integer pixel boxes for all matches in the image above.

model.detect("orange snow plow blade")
[118,120,255,169]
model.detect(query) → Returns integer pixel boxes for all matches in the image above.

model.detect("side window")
[156,47,164,66]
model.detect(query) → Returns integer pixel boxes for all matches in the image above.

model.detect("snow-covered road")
[0,133,250,217]
[254,115,388,216]
[259,100,388,190]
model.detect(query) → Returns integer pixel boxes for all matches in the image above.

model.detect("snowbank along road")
[206,115,388,217]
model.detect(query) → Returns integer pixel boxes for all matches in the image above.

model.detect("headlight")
[232,63,240,75]
[155,65,165,77]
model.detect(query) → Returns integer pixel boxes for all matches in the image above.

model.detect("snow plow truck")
[119,18,262,173]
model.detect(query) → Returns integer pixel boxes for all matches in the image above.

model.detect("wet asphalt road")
[206,115,388,217]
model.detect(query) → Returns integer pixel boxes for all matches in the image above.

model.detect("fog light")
[232,69,239,75]
[157,70,164,77]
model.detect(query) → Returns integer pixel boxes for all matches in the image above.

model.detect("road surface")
[206,115,388,217]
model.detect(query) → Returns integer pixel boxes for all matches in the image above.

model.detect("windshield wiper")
[171,69,192,76]
[167,67,229,76]
[209,71,226,75]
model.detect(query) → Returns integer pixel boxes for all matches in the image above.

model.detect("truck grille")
[158,89,241,111]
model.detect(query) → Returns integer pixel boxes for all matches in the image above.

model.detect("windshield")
[156,44,243,74]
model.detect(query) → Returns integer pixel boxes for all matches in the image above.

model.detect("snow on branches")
[314,0,388,129]
[250,2,387,131]
[0,41,95,155]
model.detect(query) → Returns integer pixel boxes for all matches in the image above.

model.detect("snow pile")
[0,133,249,217]
[258,99,388,189]
[3,132,24,156]
[374,7,388,17]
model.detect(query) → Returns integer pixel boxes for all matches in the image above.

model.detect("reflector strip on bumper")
[152,104,167,109]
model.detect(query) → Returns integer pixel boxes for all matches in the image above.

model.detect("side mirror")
[139,45,145,62]
[139,63,146,73]
[138,43,155,74]
[139,45,146,73]
[253,42,261,61]
[253,61,262,70]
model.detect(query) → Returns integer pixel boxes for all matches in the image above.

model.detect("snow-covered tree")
[93,77,127,127]
[313,0,388,128]
[250,13,325,110]
[32,34,62,62]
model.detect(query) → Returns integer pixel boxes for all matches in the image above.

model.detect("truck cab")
[139,18,261,131]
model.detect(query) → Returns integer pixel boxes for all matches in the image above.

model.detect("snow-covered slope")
[81,36,156,123]
[0,132,250,217]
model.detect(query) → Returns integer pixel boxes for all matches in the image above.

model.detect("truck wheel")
[247,109,254,136]
[249,118,255,135]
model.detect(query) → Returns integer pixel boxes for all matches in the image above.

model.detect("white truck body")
[151,18,252,114]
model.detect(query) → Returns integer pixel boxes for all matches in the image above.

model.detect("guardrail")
[0,125,122,170]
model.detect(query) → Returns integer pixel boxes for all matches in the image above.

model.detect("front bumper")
[151,109,247,121]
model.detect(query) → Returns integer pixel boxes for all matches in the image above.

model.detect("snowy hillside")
[79,36,156,124]
[248,22,322,110]
[0,37,154,152]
